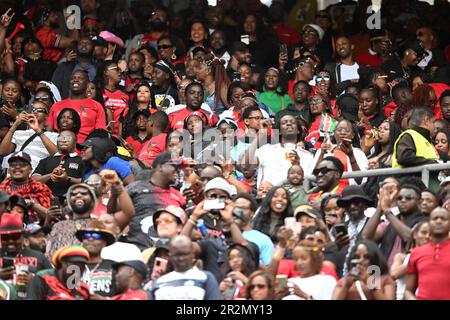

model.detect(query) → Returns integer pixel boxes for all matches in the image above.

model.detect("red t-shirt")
[168,108,217,130]
[126,136,149,155]
[112,289,147,300]
[124,75,142,102]
[47,98,106,143]
[36,27,63,63]
[138,133,167,167]
[103,89,129,135]
[408,239,450,300]
[277,259,338,280]
[90,202,108,219]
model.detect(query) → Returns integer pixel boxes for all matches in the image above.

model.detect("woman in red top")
[125,109,151,155]
[314,70,337,116]
[96,62,130,135]
[157,35,185,69]
[305,93,335,150]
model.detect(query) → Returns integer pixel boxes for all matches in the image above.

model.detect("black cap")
[91,35,108,48]
[337,185,373,207]
[8,152,32,166]
[113,260,148,278]
[399,38,427,59]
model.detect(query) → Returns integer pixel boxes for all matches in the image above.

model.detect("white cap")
[303,24,325,41]
[101,242,143,262]
[204,177,237,197]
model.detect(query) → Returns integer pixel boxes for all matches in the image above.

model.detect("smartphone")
[203,199,226,211]
[333,223,348,236]
[50,197,60,208]
[280,43,288,57]
[240,34,250,45]
[349,259,361,277]
[2,256,15,269]
[151,257,168,280]
[276,274,288,288]
[232,72,241,82]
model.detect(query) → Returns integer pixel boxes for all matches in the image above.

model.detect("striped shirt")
[149,268,221,300]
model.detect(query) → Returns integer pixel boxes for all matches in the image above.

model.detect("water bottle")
[197,219,208,237]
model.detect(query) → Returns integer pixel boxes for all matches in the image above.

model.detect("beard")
[149,20,166,32]
[71,201,92,214]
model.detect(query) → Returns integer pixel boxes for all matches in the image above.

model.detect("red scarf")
[43,274,90,300]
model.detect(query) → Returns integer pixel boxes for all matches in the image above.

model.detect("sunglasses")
[316,76,330,82]
[158,44,173,50]
[57,135,73,142]
[9,161,29,168]
[313,167,336,176]
[35,96,50,101]
[155,216,176,226]
[32,108,47,114]
[397,195,418,201]
[249,284,267,290]
[83,232,102,240]
[70,190,90,197]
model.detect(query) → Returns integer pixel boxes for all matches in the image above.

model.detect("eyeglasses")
[155,216,176,226]
[57,135,73,142]
[32,108,47,114]
[247,116,263,120]
[313,167,336,176]
[35,96,50,101]
[316,76,330,82]
[310,98,324,104]
[397,195,418,201]
[249,284,267,290]
[70,190,90,197]
[83,232,102,240]
[9,161,29,168]
[158,44,173,50]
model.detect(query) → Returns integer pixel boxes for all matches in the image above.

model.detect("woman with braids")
[119,82,155,138]
[95,61,129,135]
[256,68,293,115]
[195,55,231,115]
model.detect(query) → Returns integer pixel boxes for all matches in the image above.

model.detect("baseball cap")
[91,35,108,48]
[294,205,322,220]
[152,205,187,227]
[204,177,237,197]
[303,24,324,40]
[8,152,32,166]
[112,260,148,278]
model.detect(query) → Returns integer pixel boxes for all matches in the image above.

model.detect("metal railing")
[304,162,450,189]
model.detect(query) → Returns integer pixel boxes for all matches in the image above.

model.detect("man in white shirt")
[325,36,360,95]
[242,111,314,188]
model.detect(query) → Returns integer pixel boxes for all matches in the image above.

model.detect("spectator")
[294,24,331,70]
[151,60,179,110]
[280,240,337,300]
[405,207,450,300]
[320,193,345,229]
[0,152,53,224]
[256,68,293,114]
[420,189,439,216]
[81,137,134,185]
[124,110,151,155]
[126,152,186,250]
[232,193,274,266]
[157,35,185,70]
[390,221,430,300]
[252,186,293,242]
[282,164,309,210]
[109,260,148,300]
[357,86,386,130]
[138,111,169,168]
[26,245,90,300]
[51,36,96,99]
[0,101,58,171]
[392,107,440,168]
[124,51,146,99]
[243,110,314,188]
[55,108,82,135]
[0,213,52,299]
[46,183,134,258]
[304,93,335,149]
[24,224,48,253]
[47,70,106,143]
[34,8,80,63]
[76,220,116,297]
[362,184,426,268]
[287,80,313,124]
[332,239,396,300]
[209,30,231,69]
[308,157,345,202]
[440,90,450,123]
[149,235,222,300]
[32,131,84,198]
[227,41,252,80]
[415,26,446,69]
[244,270,275,300]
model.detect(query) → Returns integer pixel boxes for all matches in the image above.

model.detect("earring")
[171,53,177,60]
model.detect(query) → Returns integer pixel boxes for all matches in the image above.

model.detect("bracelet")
[188,218,198,226]
[36,131,44,136]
